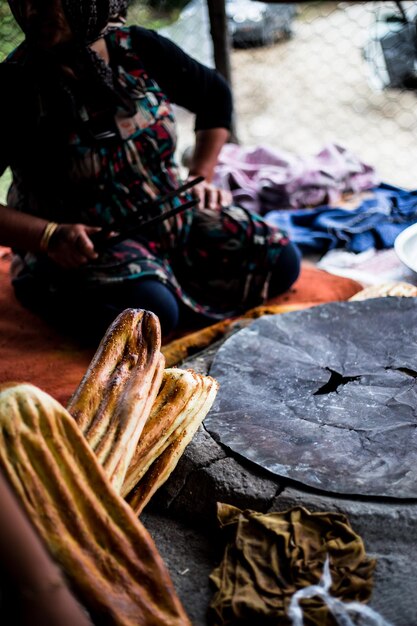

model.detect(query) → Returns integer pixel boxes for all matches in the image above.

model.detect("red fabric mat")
[266,262,362,307]
[0,249,362,406]
[0,248,94,406]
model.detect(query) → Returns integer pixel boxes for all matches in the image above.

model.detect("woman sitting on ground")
[0,0,300,343]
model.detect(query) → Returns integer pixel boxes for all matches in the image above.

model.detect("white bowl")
[394,222,417,273]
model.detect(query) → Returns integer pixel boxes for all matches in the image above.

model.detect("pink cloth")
[213,143,379,213]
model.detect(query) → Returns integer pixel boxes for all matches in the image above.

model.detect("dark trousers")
[13,242,301,345]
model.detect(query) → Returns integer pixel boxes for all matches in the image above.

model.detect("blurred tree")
[131,0,189,15]
[0,4,22,59]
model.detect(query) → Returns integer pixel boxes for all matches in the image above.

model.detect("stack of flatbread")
[349,281,417,300]
[67,308,218,514]
[0,308,218,625]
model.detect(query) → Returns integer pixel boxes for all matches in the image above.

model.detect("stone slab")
[207,299,417,498]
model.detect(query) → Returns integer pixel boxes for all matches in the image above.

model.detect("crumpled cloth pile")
[209,504,376,626]
[214,143,417,254]
[213,143,379,213]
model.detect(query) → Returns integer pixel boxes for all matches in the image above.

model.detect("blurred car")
[226,0,296,47]
[362,1,417,90]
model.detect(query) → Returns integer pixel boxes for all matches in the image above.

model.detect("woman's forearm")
[188,127,230,182]
[0,203,48,252]
[0,204,101,267]
[0,470,93,626]
[186,127,232,209]
[0,470,63,591]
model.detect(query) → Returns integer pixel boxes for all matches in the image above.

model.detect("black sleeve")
[0,149,8,179]
[129,26,233,131]
[0,63,28,177]
[0,68,12,177]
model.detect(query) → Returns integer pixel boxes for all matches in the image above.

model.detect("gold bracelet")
[39,222,59,253]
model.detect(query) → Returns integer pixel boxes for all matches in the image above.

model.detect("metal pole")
[206,0,238,141]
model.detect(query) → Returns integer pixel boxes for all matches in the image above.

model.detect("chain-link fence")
[151,0,417,189]
[225,1,417,190]
[1,1,417,193]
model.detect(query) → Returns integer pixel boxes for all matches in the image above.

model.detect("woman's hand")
[47,223,102,269]
[188,177,232,210]
[187,127,232,209]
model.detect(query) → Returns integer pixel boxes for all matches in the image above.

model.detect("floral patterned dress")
[7,27,289,319]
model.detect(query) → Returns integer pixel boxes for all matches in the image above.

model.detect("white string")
[288,556,393,626]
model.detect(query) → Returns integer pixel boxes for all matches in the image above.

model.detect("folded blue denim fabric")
[265,183,417,253]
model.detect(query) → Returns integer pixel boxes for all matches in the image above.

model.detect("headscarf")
[8,0,128,43]
[8,0,130,94]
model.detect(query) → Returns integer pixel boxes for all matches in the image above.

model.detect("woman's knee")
[268,242,302,297]
[110,279,180,336]
[28,279,181,344]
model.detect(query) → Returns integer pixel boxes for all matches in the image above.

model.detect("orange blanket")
[0,248,361,406]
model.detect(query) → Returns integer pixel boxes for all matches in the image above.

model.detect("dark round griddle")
[206,298,417,498]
